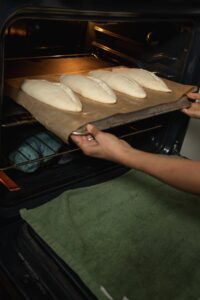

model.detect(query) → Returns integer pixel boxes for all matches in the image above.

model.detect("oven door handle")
[0,171,20,192]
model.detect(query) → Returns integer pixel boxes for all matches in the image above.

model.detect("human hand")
[70,124,133,164]
[182,92,200,119]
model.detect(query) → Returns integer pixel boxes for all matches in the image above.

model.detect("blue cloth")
[9,132,62,173]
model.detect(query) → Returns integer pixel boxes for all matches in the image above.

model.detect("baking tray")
[4,59,197,142]
[72,95,191,135]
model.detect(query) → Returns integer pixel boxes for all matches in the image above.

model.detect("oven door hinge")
[0,171,20,192]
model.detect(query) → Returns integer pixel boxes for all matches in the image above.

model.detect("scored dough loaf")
[88,69,146,98]
[112,67,171,92]
[60,74,117,104]
[21,79,82,112]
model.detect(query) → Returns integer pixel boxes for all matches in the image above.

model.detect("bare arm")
[71,92,200,195]
[122,149,200,195]
[71,124,200,195]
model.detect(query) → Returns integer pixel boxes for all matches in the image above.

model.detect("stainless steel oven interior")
[0,3,200,299]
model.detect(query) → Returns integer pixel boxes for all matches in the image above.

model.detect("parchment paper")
[5,74,197,143]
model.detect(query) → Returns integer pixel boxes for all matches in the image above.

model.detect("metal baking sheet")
[72,95,192,135]
[4,63,197,142]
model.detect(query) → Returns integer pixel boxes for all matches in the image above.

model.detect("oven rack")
[2,113,36,128]
[1,124,162,172]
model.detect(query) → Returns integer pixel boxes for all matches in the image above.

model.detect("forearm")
[71,124,200,195]
[120,148,200,194]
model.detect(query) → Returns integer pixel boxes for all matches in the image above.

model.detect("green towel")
[21,170,200,300]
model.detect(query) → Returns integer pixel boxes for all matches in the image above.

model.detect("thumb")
[181,108,189,115]
[86,124,101,139]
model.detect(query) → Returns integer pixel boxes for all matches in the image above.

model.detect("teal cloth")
[9,132,62,173]
[21,170,200,300]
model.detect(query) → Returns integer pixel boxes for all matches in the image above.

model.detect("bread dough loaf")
[60,74,116,104]
[112,67,171,92]
[21,79,82,112]
[88,70,146,98]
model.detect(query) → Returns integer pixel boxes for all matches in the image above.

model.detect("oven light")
[94,26,104,32]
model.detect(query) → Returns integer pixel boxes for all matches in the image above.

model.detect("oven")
[0,1,200,299]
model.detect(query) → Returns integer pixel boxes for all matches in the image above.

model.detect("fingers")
[187,92,200,101]
[86,124,100,139]
[70,132,98,152]
[70,134,86,146]
[70,124,99,147]
[181,108,191,116]
[182,93,200,118]
[71,124,104,157]
[181,102,200,118]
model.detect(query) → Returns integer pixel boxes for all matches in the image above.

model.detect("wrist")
[119,147,140,168]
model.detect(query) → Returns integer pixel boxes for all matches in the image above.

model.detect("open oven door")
[1,1,200,299]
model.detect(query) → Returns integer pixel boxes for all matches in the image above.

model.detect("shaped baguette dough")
[21,79,82,112]
[60,74,116,104]
[88,70,146,98]
[112,67,171,92]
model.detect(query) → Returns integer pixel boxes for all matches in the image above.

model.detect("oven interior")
[0,13,200,300]
[1,17,198,206]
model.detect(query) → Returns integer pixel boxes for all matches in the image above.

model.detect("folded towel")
[21,169,200,300]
